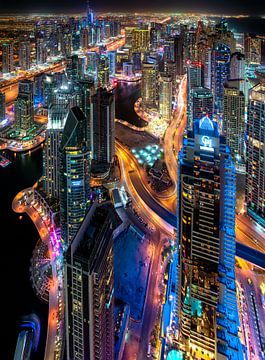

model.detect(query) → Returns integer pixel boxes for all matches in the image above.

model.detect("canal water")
[2,80,140,359]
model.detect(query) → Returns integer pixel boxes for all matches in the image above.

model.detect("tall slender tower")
[43,103,68,200]
[2,42,14,73]
[0,92,6,121]
[141,61,158,109]
[15,80,34,132]
[65,201,115,360]
[59,106,91,248]
[90,88,115,175]
[246,82,265,227]
[211,43,230,115]
[176,116,243,359]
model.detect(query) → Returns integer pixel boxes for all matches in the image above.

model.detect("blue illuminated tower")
[59,106,91,248]
[211,43,230,115]
[176,116,243,359]
[87,0,94,26]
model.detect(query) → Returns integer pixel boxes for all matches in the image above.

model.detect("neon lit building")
[211,43,230,115]
[244,34,262,65]
[176,116,243,359]
[43,103,68,200]
[65,201,115,360]
[246,82,265,227]
[59,107,91,247]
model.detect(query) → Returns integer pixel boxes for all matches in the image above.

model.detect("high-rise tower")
[176,116,243,359]
[59,107,91,247]
[246,82,265,227]
[65,201,115,360]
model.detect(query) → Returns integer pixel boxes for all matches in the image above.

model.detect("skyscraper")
[65,201,115,360]
[174,34,184,75]
[98,54,110,87]
[19,40,31,70]
[59,107,91,247]
[131,28,150,53]
[246,82,265,227]
[187,62,205,127]
[244,34,262,65]
[176,116,243,359]
[0,92,6,121]
[159,73,172,121]
[36,38,47,65]
[90,88,115,175]
[141,61,158,109]
[188,87,213,128]
[211,43,230,115]
[2,42,14,73]
[223,81,245,163]
[43,103,68,200]
[15,80,34,132]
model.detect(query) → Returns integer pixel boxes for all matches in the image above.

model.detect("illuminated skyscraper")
[90,88,115,175]
[0,92,6,121]
[244,34,262,65]
[211,43,230,115]
[131,28,150,53]
[2,42,14,73]
[187,61,204,93]
[15,80,34,132]
[80,28,89,49]
[107,51,116,76]
[36,38,47,65]
[164,61,177,89]
[176,116,243,360]
[141,61,158,109]
[43,103,68,199]
[246,82,265,227]
[19,41,31,70]
[159,74,172,121]
[98,54,110,87]
[188,87,213,128]
[229,52,245,80]
[223,81,245,163]
[87,0,94,26]
[59,107,91,247]
[65,201,115,360]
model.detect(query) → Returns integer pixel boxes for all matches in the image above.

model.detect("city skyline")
[1,3,265,360]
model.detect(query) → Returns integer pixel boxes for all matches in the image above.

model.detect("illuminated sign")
[200,135,214,152]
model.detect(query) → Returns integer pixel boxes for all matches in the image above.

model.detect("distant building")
[59,107,91,247]
[246,82,265,227]
[223,81,245,163]
[244,34,262,65]
[176,116,243,359]
[15,80,34,132]
[159,73,172,121]
[0,92,6,121]
[98,54,110,87]
[122,62,134,77]
[141,61,158,109]
[2,42,14,73]
[19,40,31,70]
[211,43,230,115]
[65,201,115,360]
[131,28,150,53]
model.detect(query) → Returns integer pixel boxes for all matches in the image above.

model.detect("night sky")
[0,0,264,15]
